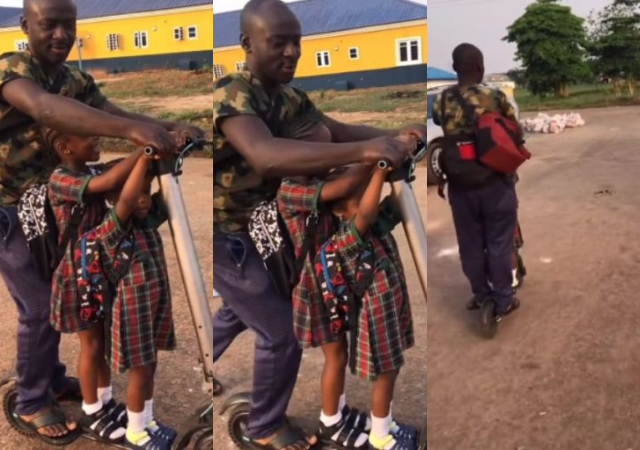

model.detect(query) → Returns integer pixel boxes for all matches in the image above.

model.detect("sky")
[429,0,612,74]
[0,0,20,6]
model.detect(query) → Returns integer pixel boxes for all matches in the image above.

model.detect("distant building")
[427,67,456,89]
[0,1,213,73]
[213,0,428,91]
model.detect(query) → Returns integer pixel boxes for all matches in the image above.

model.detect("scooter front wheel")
[479,300,498,339]
[193,429,213,450]
[227,402,251,449]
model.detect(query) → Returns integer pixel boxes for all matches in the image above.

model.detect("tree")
[587,0,640,97]
[504,0,590,98]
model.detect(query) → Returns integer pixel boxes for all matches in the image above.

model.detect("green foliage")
[504,0,590,98]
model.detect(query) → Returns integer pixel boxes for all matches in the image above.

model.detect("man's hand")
[398,124,428,149]
[360,136,413,169]
[126,123,177,159]
[172,123,206,146]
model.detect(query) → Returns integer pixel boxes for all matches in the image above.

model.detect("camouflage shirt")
[212,71,322,233]
[0,51,107,206]
[432,85,517,136]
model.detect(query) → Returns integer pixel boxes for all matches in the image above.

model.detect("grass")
[99,69,214,99]
[515,84,640,112]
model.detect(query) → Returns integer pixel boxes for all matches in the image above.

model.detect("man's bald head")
[241,0,295,35]
[23,0,76,17]
[452,43,484,80]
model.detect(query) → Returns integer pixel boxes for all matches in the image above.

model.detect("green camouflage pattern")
[212,71,322,233]
[0,51,107,206]
[432,85,517,136]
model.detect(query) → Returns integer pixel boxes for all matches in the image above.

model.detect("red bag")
[476,112,531,174]
[450,88,531,175]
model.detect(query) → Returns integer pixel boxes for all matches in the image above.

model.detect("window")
[316,51,330,68]
[349,47,359,60]
[235,62,246,72]
[134,31,149,49]
[396,37,422,66]
[174,27,184,41]
[188,26,198,40]
[15,40,28,51]
[106,34,120,51]
[213,64,224,79]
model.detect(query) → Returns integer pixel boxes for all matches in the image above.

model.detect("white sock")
[82,400,103,416]
[320,409,342,428]
[127,410,150,445]
[338,394,346,412]
[371,412,393,440]
[98,386,113,404]
[144,399,158,429]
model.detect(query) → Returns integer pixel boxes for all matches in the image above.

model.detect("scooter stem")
[390,179,428,304]
[157,170,215,391]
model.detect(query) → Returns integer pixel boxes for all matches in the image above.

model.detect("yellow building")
[213,0,428,91]
[0,0,213,73]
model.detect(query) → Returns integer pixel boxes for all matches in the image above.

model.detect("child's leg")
[77,323,107,406]
[78,324,125,441]
[318,338,368,448]
[126,364,156,446]
[370,370,400,450]
[320,339,348,417]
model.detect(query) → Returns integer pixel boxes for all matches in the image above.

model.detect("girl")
[85,152,177,450]
[46,128,144,445]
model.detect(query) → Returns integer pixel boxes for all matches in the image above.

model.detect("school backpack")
[440,88,531,187]
[316,239,374,372]
[248,199,318,300]
[18,184,85,281]
[75,228,134,324]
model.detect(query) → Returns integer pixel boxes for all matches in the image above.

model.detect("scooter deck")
[81,433,131,450]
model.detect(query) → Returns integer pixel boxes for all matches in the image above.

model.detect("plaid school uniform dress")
[277,178,340,348]
[323,221,415,381]
[96,204,176,373]
[49,164,109,333]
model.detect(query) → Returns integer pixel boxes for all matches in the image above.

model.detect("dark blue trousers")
[448,180,518,314]
[0,207,68,415]
[211,233,302,440]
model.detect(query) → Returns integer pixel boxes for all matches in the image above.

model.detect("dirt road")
[0,156,215,450]
[427,106,640,449]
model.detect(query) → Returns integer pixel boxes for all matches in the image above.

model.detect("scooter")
[0,139,215,450]
[220,143,430,449]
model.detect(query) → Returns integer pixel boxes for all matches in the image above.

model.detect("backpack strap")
[347,243,375,374]
[294,211,318,275]
[60,203,85,251]
[450,87,479,127]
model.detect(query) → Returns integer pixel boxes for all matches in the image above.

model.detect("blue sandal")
[149,420,177,442]
[125,432,172,450]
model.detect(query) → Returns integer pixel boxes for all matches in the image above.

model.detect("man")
[0,0,203,443]
[432,43,520,323]
[211,1,426,449]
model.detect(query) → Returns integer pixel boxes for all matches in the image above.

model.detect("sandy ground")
[0,156,215,450]
[427,105,640,449]
[119,95,213,114]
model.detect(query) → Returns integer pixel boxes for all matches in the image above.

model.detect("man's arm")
[101,101,205,143]
[1,78,176,155]
[220,115,411,177]
[322,115,427,145]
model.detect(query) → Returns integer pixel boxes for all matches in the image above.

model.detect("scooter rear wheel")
[227,402,251,449]
[2,385,34,437]
[193,430,213,450]
[479,300,498,339]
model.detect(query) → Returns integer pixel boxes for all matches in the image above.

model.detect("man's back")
[432,85,517,136]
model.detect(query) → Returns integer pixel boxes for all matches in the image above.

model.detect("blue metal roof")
[214,0,428,49]
[427,67,456,80]
[0,7,20,27]
[0,0,210,28]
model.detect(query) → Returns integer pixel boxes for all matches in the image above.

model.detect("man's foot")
[19,405,77,438]
[495,298,521,323]
[466,295,489,311]
[52,377,83,403]
[253,425,318,450]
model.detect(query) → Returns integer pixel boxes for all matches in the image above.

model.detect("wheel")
[193,430,213,450]
[2,385,34,437]
[426,141,443,186]
[227,402,250,449]
[479,300,498,339]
